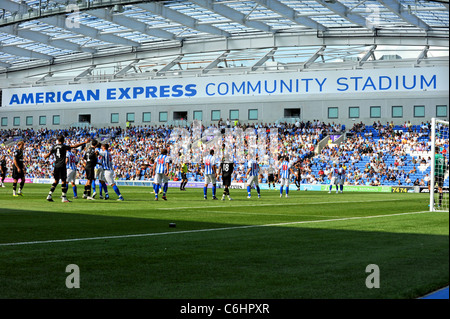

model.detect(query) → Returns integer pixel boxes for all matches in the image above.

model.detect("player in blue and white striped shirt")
[92,147,107,199]
[153,149,170,201]
[246,157,261,199]
[99,144,124,201]
[203,150,218,200]
[279,156,294,198]
[66,149,79,198]
[328,163,340,194]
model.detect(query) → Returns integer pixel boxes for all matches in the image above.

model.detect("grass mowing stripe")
[155,198,413,210]
[0,210,429,247]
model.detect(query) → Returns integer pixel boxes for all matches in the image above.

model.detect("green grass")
[0,184,448,299]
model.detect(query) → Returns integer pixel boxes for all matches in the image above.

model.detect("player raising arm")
[44,135,88,202]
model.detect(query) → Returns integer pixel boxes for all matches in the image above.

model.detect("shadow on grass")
[0,208,448,300]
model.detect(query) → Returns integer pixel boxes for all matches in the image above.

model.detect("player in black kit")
[12,141,26,197]
[0,155,7,188]
[83,139,99,200]
[219,156,234,201]
[44,135,88,202]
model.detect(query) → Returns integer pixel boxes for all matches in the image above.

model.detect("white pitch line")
[0,211,430,247]
[155,198,408,211]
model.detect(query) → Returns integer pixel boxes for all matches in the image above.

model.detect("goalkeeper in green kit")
[434,146,446,208]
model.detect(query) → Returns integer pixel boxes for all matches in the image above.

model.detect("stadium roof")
[0,0,448,87]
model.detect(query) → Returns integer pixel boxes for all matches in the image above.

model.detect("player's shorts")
[247,175,259,186]
[67,169,76,183]
[435,175,444,188]
[85,166,95,181]
[338,177,345,185]
[279,177,290,187]
[330,176,337,185]
[181,173,187,180]
[268,174,275,183]
[222,176,232,187]
[104,170,115,185]
[95,167,105,181]
[54,166,67,182]
[12,167,25,180]
[205,174,216,185]
[154,173,168,185]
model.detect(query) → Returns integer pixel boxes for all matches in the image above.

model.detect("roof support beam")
[0,45,53,61]
[358,44,377,67]
[74,65,96,82]
[114,59,140,78]
[1,0,140,48]
[135,2,231,38]
[0,61,12,69]
[315,0,375,30]
[0,25,96,54]
[251,48,277,71]
[303,46,326,69]
[416,45,429,65]
[156,55,184,75]
[191,0,273,33]
[252,0,327,31]
[202,51,230,73]
[377,0,431,31]
[81,7,179,41]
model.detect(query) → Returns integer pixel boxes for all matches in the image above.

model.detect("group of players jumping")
[0,136,350,203]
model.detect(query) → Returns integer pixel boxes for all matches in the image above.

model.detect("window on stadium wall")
[248,109,258,121]
[142,112,151,123]
[328,107,338,119]
[230,110,239,121]
[1,117,7,127]
[370,106,381,118]
[436,105,447,118]
[111,113,119,124]
[39,116,46,125]
[349,107,360,119]
[159,112,168,122]
[53,115,60,125]
[26,116,33,126]
[13,117,20,126]
[414,105,425,118]
[193,111,203,121]
[392,106,403,118]
[127,113,135,123]
[211,110,221,121]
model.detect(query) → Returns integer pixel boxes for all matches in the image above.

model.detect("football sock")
[212,185,216,197]
[204,187,207,197]
[73,186,77,197]
[280,186,284,195]
[113,185,121,196]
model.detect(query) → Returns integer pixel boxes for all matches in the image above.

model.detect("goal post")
[429,118,449,212]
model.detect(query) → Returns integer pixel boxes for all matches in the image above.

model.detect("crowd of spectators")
[0,119,447,187]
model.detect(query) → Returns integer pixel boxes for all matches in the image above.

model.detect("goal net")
[429,118,449,212]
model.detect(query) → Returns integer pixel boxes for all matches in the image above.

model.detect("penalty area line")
[0,211,430,247]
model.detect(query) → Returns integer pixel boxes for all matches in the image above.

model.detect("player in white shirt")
[203,149,218,200]
[246,157,261,199]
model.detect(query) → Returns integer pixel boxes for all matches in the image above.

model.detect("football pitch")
[0,184,448,299]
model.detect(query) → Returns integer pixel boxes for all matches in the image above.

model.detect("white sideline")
[0,211,430,247]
